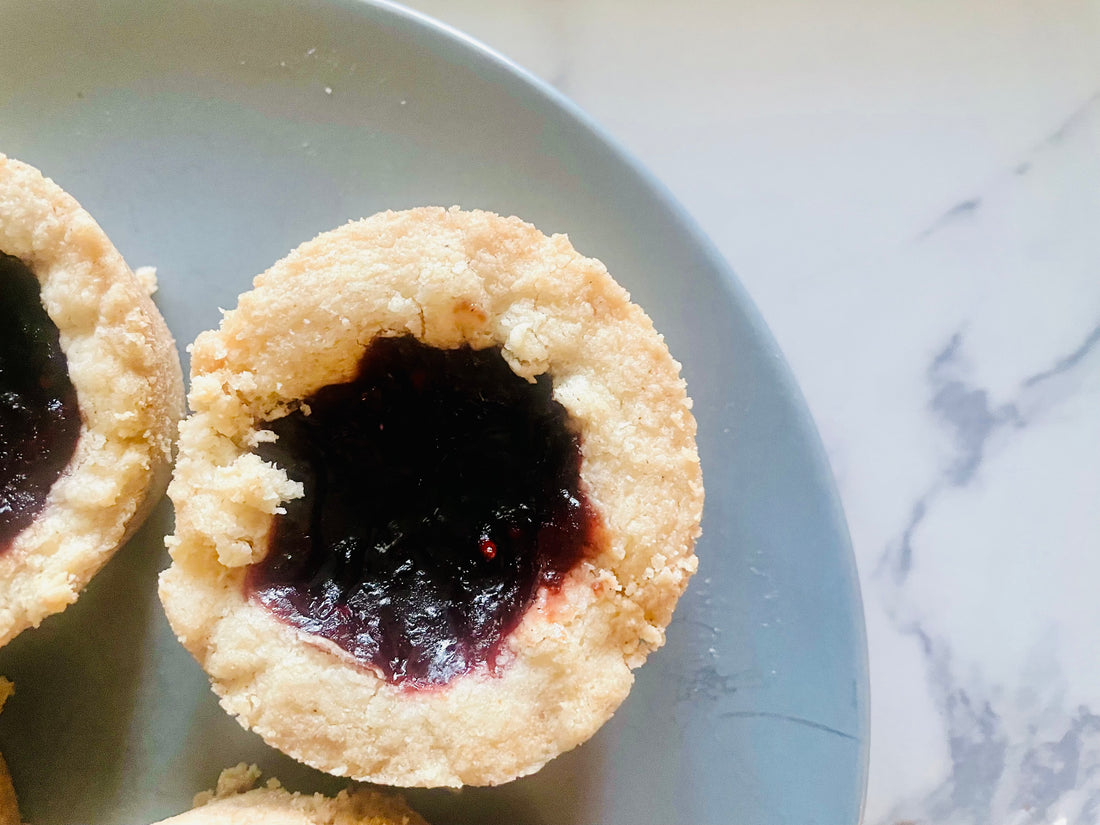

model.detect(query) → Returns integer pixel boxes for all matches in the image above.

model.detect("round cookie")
[0,678,19,825]
[160,207,703,787]
[155,764,427,825]
[0,154,184,647]
[0,753,16,825]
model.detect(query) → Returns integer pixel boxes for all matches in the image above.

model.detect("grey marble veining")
[865,94,1100,825]
[405,2,1100,821]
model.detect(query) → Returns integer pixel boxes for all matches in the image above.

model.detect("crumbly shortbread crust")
[0,755,17,825]
[0,678,19,825]
[161,207,703,786]
[154,763,427,825]
[0,154,184,647]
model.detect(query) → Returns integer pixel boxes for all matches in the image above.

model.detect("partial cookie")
[0,154,184,647]
[161,207,703,786]
[0,678,19,825]
[154,763,427,825]
[0,754,15,825]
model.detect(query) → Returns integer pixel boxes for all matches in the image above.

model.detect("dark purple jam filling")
[246,335,596,688]
[0,252,81,554]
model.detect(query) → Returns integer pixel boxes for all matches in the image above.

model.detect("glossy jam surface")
[247,335,595,687]
[0,253,81,553]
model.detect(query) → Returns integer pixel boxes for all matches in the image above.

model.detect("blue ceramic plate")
[0,1,868,822]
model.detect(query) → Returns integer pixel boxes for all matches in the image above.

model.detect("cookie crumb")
[134,265,159,296]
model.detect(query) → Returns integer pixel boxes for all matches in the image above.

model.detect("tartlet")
[160,207,702,786]
[154,764,427,825]
[0,678,17,825]
[0,154,184,647]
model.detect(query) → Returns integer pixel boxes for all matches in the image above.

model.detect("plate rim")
[1,0,870,819]
[357,0,870,813]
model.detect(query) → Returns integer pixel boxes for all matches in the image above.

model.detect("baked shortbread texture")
[0,678,19,825]
[0,751,15,825]
[161,207,703,786]
[154,764,427,825]
[0,154,184,647]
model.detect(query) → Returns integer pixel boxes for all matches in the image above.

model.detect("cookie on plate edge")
[0,678,19,825]
[154,763,427,825]
[0,154,184,647]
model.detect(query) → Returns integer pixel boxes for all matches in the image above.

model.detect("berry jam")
[247,335,596,688]
[0,252,81,554]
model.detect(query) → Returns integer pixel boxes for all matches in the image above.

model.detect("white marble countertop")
[402,2,1100,822]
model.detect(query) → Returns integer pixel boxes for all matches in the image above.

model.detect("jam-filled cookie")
[154,763,427,825]
[160,207,702,787]
[0,678,17,825]
[0,751,15,825]
[0,155,184,647]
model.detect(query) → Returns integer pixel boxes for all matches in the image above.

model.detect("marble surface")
[399,1,1100,822]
